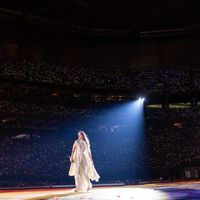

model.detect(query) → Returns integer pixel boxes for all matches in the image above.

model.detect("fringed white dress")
[68,140,100,192]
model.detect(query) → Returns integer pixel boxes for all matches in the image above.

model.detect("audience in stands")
[0,102,200,186]
[0,57,197,93]
[0,57,200,187]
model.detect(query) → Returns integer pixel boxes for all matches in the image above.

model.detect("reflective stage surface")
[1,181,200,200]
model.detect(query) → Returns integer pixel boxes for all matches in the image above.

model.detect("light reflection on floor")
[2,181,200,200]
[48,187,170,200]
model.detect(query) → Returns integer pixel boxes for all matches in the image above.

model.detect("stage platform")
[1,181,200,200]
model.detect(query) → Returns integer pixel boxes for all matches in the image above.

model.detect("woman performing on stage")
[69,131,100,192]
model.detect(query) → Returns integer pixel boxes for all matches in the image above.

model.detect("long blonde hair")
[78,131,91,155]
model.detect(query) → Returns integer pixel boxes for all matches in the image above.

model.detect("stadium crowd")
[0,100,200,186]
[0,57,198,93]
[0,128,146,187]
[0,57,200,187]
[146,108,200,179]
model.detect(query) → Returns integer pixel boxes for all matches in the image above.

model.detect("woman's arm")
[69,141,77,163]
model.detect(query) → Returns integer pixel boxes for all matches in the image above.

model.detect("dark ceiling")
[0,0,200,48]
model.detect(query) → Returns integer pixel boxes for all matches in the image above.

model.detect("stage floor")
[1,181,200,200]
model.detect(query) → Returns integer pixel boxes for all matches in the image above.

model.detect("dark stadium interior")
[1,1,200,196]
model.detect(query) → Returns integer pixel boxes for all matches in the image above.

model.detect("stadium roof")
[0,0,200,48]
